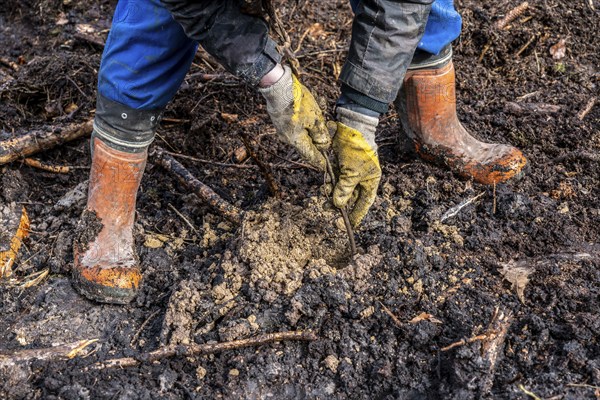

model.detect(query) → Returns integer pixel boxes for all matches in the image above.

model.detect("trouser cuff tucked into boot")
[93,94,162,153]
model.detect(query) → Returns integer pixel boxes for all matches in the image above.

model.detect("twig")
[151,146,243,224]
[566,383,600,390]
[238,130,281,198]
[1,206,30,278]
[515,35,536,57]
[0,57,19,72]
[92,330,317,370]
[577,96,597,120]
[23,158,70,173]
[478,42,492,63]
[164,150,258,169]
[73,32,105,48]
[553,150,600,164]
[296,49,346,59]
[130,309,162,347]
[0,339,98,369]
[257,143,319,171]
[0,120,93,166]
[518,384,542,400]
[167,203,198,234]
[441,333,492,351]
[481,308,513,393]
[19,268,49,288]
[322,150,357,256]
[263,0,300,76]
[161,117,190,124]
[379,301,403,328]
[495,2,529,30]
[439,192,485,222]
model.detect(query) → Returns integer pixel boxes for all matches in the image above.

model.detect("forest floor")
[0,0,599,399]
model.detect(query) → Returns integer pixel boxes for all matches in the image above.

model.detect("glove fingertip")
[333,185,352,209]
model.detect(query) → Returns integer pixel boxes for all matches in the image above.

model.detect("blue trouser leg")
[94,0,198,152]
[95,0,282,152]
[98,0,197,110]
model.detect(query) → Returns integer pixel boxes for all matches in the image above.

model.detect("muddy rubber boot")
[397,60,527,185]
[72,138,146,304]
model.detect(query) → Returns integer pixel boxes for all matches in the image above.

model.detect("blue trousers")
[98,0,461,111]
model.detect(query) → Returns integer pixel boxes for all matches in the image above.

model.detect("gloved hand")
[329,107,381,228]
[259,66,330,170]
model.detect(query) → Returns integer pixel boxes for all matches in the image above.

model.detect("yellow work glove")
[259,66,330,171]
[329,107,381,228]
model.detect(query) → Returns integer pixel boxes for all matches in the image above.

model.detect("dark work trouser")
[339,0,461,115]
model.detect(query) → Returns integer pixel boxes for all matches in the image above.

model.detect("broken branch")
[0,120,93,166]
[92,330,317,370]
[151,146,243,224]
[0,339,98,369]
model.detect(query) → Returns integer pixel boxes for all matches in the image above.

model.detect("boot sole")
[72,271,137,305]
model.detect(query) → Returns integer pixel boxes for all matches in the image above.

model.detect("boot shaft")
[87,138,147,229]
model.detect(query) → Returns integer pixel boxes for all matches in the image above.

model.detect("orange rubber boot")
[397,62,527,184]
[73,138,146,304]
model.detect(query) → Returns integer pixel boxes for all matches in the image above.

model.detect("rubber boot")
[72,138,146,304]
[397,61,527,185]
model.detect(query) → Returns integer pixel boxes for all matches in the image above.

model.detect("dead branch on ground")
[92,330,317,370]
[0,120,93,166]
[151,146,243,224]
[0,339,98,369]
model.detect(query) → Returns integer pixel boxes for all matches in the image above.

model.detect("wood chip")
[499,261,534,303]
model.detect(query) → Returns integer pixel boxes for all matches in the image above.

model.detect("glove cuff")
[258,65,294,114]
[336,107,379,150]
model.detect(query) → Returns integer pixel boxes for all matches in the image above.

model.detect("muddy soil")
[1,0,599,399]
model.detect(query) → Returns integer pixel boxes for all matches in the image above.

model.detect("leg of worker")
[162,0,331,170]
[73,0,197,304]
[398,0,527,184]
[332,0,434,227]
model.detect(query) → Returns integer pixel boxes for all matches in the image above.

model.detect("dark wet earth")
[1,0,599,399]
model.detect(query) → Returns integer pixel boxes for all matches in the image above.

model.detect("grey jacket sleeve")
[160,0,281,85]
[339,0,434,106]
